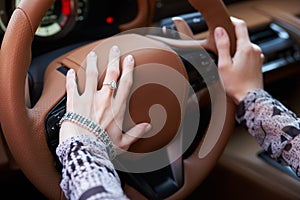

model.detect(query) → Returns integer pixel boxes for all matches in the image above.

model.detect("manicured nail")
[215,27,224,38]
[112,45,120,53]
[68,69,75,74]
[145,124,152,132]
[89,51,96,57]
[127,55,134,62]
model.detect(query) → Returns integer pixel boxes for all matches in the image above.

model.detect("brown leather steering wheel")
[0,0,236,199]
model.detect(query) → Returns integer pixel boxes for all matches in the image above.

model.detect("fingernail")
[68,69,75,75]
[112,45,120,53]
[127,55,134,62]
[89,51,96,57]
[145,124,152,132]
[215,27,224,38]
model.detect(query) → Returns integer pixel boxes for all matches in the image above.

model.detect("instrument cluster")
[0,0,138,56]
[0,0,88,38]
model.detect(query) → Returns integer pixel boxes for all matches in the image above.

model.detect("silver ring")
[103,80,117,90]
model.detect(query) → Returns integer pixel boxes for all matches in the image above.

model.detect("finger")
[230,17,251,48]
[83,51,98,99]
[94,46,121,122]
[102,45,121,94]
[214,27,232,69]
[66,69,79,111]
[252,43,264,61]
[260,53,265,61]
[120,123,151,150]
[252,43,265,64]
[252,43,262,54]
[114,55,134,123]
[84,51,99,97]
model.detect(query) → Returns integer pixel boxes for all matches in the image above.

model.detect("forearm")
[236,89,300,176]
[56,135,128,200]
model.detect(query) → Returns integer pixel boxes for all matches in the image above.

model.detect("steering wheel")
[0,0,237,199]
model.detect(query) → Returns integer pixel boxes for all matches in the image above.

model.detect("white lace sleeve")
[236,89,300,177]
[56,134,129,200]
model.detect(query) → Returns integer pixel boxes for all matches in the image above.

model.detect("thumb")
[214,27,232,70]
[119,123,151,150]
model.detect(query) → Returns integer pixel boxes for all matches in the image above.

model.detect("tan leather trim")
[231,0,300,28]
[17,0,54,37]
[172,17,195,39]
[256,6,300,29]
[188,0,236,56]
[193,0,300,40]
[0,0,62,198]
[60,41,101,69]
[254,5,300,45]
[119,0,156,31]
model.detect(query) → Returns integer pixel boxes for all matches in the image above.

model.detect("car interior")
[0,0,300,199]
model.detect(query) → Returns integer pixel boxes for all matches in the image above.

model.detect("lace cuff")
[56,134,127,199]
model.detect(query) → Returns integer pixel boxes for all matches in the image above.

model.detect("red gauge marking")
[106,16,114,24]
[61,0,71,16]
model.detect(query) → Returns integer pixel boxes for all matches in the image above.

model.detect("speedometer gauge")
[0,1,11,33]
[0,0,78,39]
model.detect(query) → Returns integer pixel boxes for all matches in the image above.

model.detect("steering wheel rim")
[0,0,236,199]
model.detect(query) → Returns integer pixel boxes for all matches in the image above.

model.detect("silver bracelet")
[59,111,116,159]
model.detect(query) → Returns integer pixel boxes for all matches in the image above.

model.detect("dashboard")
[1,1,299,125]
[0,0,300,199]
[0,0,139,56]
[2,0,300,125]
[0,0,244,57]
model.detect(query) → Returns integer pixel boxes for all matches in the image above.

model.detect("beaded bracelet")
[59,111,116,159]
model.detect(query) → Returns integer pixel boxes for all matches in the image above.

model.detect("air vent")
[160,12,208,36]
[249,23,300,72]
[249,25,279,44]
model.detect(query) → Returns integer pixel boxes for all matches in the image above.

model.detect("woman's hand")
[214,17,265,104]
[59,46,151,152]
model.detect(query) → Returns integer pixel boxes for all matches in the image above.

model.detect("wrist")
[59,112,116,159]
[59,122,93,143]
[232,87,264,105]
[232,92,249,105]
